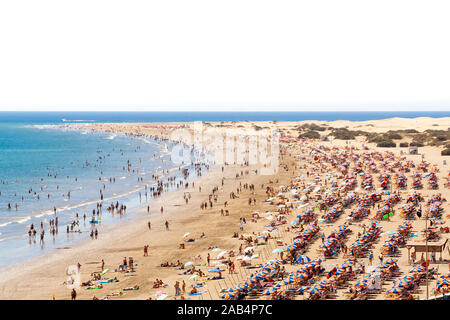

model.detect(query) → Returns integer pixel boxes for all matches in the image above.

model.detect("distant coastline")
[0,111,450,124]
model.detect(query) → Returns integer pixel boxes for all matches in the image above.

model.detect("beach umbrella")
[274,282,283,288]
[307,287,321,294]
[222,292,237,300]
[343,259,355,267]
[354,280,364,288]
[401,275,415,281]
[295,273,308,280]
[387,287,405,294]
[184,261,195,267]
[296,255,311,264]
[297,287,306,294]
[269,259,281,265]
[208,268,223,273]
[385,258,397,265]
[262,289,272,296]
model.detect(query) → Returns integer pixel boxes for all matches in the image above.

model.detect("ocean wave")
[0,221,12,228]
[24,124,60,130]
[106,134,117,140]
[15,216,31,224]
[62,119,95,122]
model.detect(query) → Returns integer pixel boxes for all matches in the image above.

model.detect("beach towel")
[189,291,206,296]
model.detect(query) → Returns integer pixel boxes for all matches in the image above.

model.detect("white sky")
[0,0,450,112]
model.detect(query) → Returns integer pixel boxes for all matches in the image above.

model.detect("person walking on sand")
[101,259,105,271]
[160,206,164,215]
[144,245,148,256]
[165,220,169,230]
[207,253,210,266]
[148,221,151,230]
[71,288,77,300]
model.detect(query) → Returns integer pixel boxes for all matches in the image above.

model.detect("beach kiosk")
[405,238,448,265]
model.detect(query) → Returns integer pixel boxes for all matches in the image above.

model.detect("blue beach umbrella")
[296,273,308,280]
[262,289,271,296]
[296,255,311,264]
[387,287,405,294]
[308,287,321,294]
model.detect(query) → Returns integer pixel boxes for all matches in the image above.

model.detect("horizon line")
[0,110,449,113]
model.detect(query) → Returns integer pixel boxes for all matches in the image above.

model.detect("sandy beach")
[0,117,449,300]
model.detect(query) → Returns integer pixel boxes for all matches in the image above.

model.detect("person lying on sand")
[81,280,93,287]
[122,285,139,291]
[190,287,198,295]
[152,279,164,288]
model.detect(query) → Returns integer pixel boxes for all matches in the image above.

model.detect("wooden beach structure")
[405,238,449,264]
